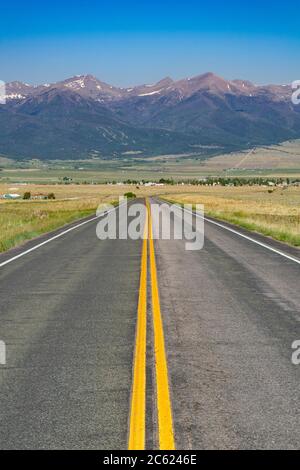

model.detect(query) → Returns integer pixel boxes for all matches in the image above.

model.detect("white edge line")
[172,203,300,266]
[0,206,118,269]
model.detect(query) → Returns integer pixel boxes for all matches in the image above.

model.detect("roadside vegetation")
[0,199,98,253]
[124,192,137,199]
[1,182,300,253]
[163,186,300,248]
[0,184,142,253]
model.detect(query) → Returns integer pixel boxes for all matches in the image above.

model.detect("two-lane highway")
[0,206,142,449]
[0,198,300,450]
[153,199,300,450]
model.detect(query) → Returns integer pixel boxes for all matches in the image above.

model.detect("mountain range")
[0,73,299,160]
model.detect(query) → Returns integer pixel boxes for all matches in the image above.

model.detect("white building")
[1,193,21,200]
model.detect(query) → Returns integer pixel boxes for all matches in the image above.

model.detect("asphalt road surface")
[0,199,299,450]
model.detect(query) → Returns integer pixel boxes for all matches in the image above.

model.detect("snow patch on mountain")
[4,93,26,100]
[65,79,86,89]
[138,89,163,97]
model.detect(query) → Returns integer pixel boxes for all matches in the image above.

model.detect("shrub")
[47,193,56,200]
[124,192,137,199]
[23,192,31,200]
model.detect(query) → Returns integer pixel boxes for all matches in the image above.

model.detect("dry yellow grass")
[0,182,175,202]
[0,183,178,253]
[162,186,300,247]
[1,183,300,252]
[200,140,300,171]
[0,184,136,253]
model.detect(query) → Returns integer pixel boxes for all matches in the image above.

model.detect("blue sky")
[1,0,299,86]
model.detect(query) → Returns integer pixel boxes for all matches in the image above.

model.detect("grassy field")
[202,140,300,172]
[2,139,300,184]
[2,161,300,185]
[0,184,138,253]
[163,185,300,247]
[0,183,179,253]
[1,179,300,254]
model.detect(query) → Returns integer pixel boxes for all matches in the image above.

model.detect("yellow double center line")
[128,199,175,450]
[128,204,148,450]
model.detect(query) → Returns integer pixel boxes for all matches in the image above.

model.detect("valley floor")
[163,185,300,248]
[1,183,300,254]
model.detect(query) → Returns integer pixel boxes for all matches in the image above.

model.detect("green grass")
[3,155,300,185]
[203,210,300,247]
[0,201,97,253]
[162,188,300,248]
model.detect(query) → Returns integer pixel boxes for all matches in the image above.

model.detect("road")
[0,199,299,450]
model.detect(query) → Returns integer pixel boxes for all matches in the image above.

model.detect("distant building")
[1,193,21,200]
[144,182,165,187]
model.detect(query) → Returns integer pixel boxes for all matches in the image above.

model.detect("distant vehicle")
[1,193,21,200]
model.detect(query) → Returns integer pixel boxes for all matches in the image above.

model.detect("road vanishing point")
[0,199,300,450]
